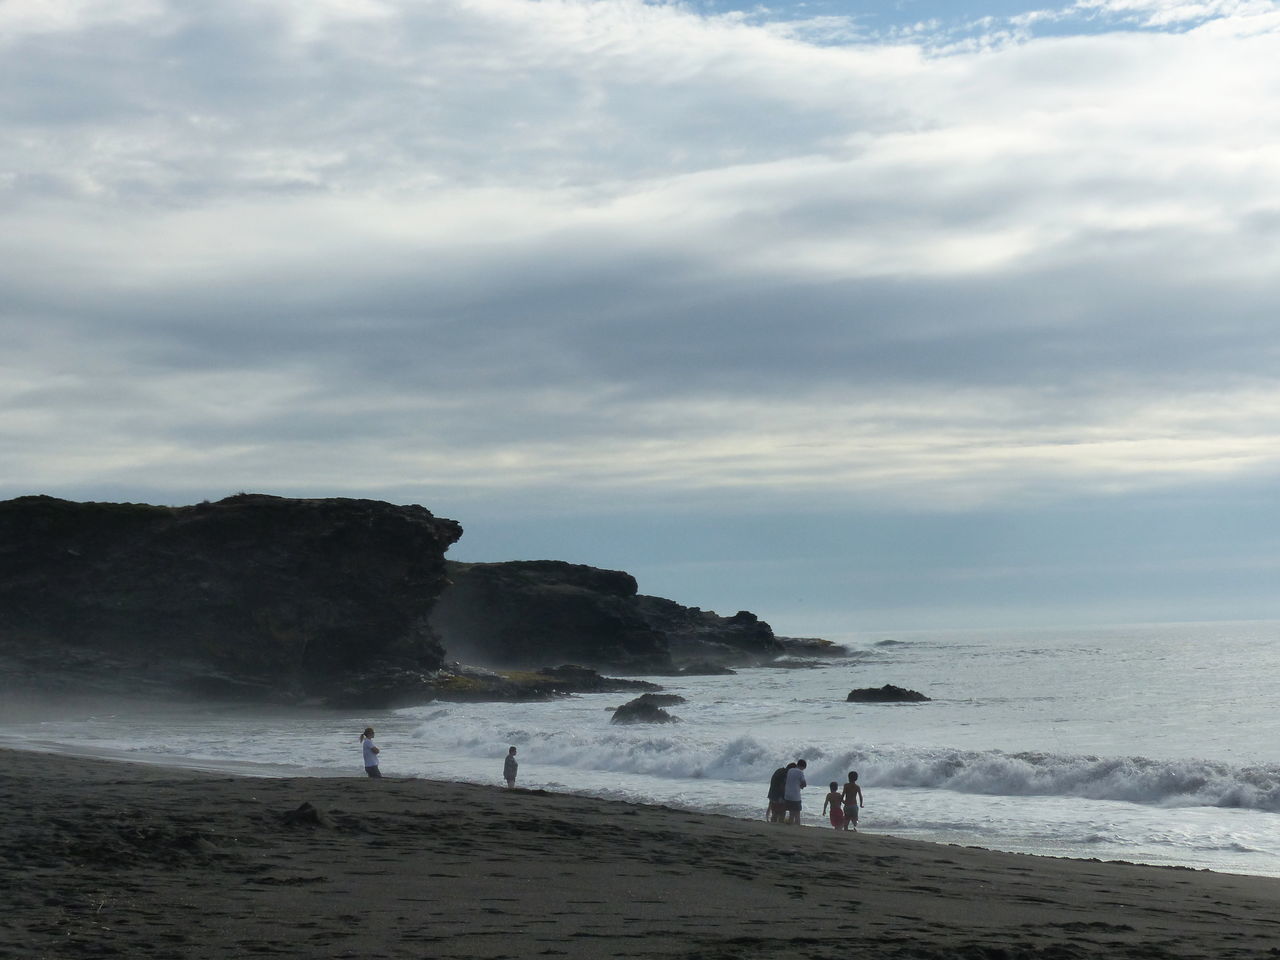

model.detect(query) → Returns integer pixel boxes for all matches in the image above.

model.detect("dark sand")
[3,748,1279,959]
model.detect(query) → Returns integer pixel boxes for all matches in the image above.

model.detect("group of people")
[767,759,864,830]
[363,730,864,831]
[359,728,521,788]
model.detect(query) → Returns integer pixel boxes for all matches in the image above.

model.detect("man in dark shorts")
[783,758,807,825]
[767,763,792,823]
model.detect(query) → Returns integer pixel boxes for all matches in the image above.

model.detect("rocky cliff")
[0,494,462,705]
[1,494,820,707]
[429,560,788,673]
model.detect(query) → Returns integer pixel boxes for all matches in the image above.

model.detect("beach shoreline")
[5,748,1280,959]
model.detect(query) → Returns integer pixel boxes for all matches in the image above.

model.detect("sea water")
[6,620,1280,877]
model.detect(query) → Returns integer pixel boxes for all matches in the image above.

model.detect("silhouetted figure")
[841,771,864,830]
[504,746,519,788]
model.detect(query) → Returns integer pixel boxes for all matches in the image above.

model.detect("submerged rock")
[846,684,931,703]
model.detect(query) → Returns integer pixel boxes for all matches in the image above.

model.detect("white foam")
[405,703,1280,811]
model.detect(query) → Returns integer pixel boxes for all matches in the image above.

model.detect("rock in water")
[610,695,681,724]
[623,692,686,708]
[846,684,931,703]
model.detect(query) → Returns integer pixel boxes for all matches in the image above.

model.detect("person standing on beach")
[767,763,791,823]
[841,771,863,830]
[361,727,381,778]
[504,746,519,788]
[783,759,807,825]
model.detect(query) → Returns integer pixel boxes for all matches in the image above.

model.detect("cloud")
[1070,0,1280,29]
[4,0,1280,515]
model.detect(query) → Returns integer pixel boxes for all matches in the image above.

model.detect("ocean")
[7,619,1280,877]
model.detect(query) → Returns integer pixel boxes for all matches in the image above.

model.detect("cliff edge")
[1,494,827,707]
[0,494,462,705]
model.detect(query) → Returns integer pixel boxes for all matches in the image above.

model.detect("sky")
[4,0,1280,636]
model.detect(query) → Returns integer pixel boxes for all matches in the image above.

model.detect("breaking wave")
[850,746,1280,811]
[409,713,1280,812]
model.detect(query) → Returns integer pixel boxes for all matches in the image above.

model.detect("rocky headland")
[428,559,812,674]
[0,494,836,708]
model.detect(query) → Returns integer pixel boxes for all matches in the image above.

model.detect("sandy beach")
[3,748,1279,959]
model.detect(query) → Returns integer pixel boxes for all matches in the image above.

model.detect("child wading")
[841,771,864,830]
[822,781,845,829]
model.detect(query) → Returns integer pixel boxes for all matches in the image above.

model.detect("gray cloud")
[5,0,1280,630]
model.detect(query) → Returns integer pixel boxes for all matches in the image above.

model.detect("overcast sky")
[5,0,1280,635]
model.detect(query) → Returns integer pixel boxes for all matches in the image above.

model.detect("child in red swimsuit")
[822,781,845,829]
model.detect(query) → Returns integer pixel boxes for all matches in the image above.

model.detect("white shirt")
[362,739,379,767]
[784,766,806,802]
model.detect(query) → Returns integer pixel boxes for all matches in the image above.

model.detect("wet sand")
[3,747,1279,959]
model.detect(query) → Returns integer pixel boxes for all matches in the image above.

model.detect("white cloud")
[5,0,1280,513]
[1071,0,1278,28]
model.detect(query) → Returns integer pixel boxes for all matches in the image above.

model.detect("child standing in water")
[504,746,518,788]
[822,781,845,830]
[841,771,864,830]
[360,727,381,778]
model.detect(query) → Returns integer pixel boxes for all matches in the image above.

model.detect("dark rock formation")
[1,494,832,705]
[0,493,463,706]
[610,693,681,724]
[846,684,931,703]
[429,560,797,673]
[624,692,686,707]
[430,560,791,673]
[429,560,671,672]
[632,596,787,667]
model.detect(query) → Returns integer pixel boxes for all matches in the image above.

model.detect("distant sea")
[7,620,1280,877]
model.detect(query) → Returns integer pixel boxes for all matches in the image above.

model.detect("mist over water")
[6,620,1280,876]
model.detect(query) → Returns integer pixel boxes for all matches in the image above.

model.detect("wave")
[408,712,1280,812]
[826,747,1280,812]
